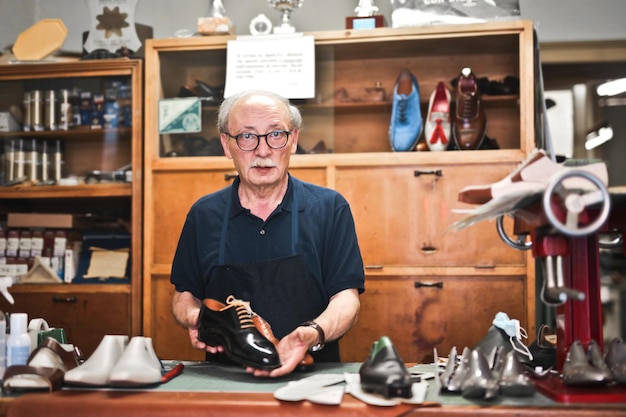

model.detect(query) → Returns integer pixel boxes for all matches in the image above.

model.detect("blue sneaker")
[389,69,422,152]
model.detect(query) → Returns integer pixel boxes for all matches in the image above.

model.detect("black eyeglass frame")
[224,130,292,151]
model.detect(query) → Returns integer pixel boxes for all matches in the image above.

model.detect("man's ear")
[220,133,233,159]
[290,129,299,154]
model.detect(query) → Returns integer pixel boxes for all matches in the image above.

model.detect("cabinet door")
[1,291,130,357]
[335,163,526,268]
[148,274,205,361]
[339,275,527,363]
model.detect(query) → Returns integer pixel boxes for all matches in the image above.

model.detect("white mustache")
[251,158,276,168]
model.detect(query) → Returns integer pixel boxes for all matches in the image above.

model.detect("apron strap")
[218,190,232,265]
[291,182,298,253]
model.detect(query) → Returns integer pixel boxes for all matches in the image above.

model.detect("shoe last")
[109,337,162,387]
[439,346,457,390]
[358,336,413,398]
[606,338,626,385]
[453,67,486,151]
[587,339,613,383]
[389,69,422,152]
[198,295,281,371]
[64,335,129,386]
[498,350,535,397]
[461,348,497,399]
[562,340,609,386]
[425,81,451,152]
[447,346,471,393]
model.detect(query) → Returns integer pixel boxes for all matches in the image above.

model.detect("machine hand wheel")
[542,169,611,237]
[496,215,532,250]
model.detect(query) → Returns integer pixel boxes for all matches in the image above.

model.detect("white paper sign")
[224,35,315,99]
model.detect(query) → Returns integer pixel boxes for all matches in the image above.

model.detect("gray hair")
[217,90,302,133]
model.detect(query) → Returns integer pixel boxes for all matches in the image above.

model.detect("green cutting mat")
[62,361,556,407]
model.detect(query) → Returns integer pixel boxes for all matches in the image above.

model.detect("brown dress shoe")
[252,313,315,372]
[453,67,486,150]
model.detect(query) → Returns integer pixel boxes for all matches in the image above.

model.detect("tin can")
[58,89,72,130]
[22,92,31,132]
[44,90,57,131]
[31,90,44,131]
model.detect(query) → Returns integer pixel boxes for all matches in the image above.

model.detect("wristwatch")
[300,321,325,352]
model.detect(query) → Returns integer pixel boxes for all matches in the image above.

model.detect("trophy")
[197,0,233,35]
[268,0,304,34]
[355,0,379,17]
[347,0,384,29]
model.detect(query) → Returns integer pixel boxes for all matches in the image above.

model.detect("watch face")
[250,14,272,35]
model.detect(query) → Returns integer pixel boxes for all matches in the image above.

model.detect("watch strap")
[300,321,325,352]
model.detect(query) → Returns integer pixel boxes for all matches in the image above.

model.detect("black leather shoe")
[198,295,281,371]
[527,324,556,370]
[195,80,224,106]
[359,336,413,398]
[252,311,314,372]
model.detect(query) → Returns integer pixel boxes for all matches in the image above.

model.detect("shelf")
[294,94,519,112]
[8,283,131,294]
[0,127,133,140]
[0,183,132,199]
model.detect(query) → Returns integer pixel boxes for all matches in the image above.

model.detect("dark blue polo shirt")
[171,175,365,307]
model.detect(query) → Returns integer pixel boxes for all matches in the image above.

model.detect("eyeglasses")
[225,130,292,151]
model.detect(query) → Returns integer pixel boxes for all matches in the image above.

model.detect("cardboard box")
[7,213,86,229]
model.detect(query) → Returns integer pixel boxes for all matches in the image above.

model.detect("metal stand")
[498,172,626,403]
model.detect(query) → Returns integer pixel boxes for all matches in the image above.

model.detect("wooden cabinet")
[0,59,143,355]
[0,284,130,357]
[340,274,528,363]
[143,21,536,362]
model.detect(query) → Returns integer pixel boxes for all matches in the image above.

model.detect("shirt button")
[259,229,265,235]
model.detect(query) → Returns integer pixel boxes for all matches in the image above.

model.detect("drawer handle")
[420,245,438,254]
[414,169,442,177]
[415,281,443,289]
[52,296,77,303]
[364,265,383,270]
[224,173,238,181]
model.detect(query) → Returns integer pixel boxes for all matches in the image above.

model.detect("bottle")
[6,313,30,367]
[0,311,5,377]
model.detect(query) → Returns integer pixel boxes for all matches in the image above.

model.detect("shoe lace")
[223,295,255,329]
[398,98,408,123]
[459,91,479,119]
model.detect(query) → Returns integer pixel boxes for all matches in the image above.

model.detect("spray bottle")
[0,276,14,376]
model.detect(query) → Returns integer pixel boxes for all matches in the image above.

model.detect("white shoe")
[109,337,162,387]
[425,81,451,152]
[64,335,128,386]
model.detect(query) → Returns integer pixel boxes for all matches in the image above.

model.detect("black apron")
[206,181,340,362]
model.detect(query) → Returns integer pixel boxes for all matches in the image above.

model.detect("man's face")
[220,95,299,189]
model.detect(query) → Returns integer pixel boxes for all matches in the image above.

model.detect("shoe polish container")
[6,313,30,367]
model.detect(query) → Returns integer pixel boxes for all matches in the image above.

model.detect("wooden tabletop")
[6,390,626,417]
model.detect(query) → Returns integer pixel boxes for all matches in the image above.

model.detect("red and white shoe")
[425,81,451,152]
